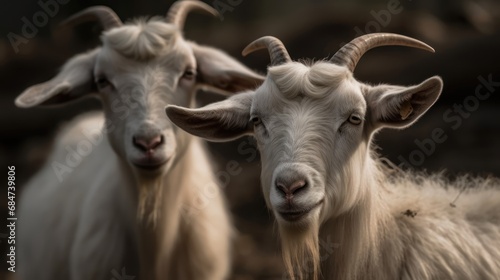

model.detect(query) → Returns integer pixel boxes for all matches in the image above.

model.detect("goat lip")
[278,200,324,222]
[279,211,308,222]
[131,158,168,170]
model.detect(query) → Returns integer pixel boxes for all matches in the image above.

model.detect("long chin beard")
[137,177,163,227]
[279,220,320,280]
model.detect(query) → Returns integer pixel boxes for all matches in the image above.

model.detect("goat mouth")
[278,200,324,222]
[131,159,168,171]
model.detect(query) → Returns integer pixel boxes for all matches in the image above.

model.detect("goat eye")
[182,69,196,80]
[348,114,362,125]
[251,116,262,126]
[96,77,111,90]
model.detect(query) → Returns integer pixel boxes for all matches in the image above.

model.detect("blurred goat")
[15,1,264,280]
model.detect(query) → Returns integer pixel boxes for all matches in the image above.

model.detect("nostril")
[133,136,147,151]
[275,179,307,196]
[133,135,164,152]
[276,182,288,196]
[289,180,306,195]
[149,135,163,150]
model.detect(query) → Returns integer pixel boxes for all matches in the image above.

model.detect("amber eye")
[96,77,111,90]
[182,69,196,80]
[251,116,262,126]
[348,114,362,125]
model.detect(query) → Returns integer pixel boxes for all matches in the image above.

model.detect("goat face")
[250,65,370,226]
[166,34,443,228]
[96,27,198,174]
[15,4,264,176]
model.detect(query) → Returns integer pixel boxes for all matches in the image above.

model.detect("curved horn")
[166,0,219,29]
[242,36,292,66]
[330,33,435,72]
[61,6,122,31]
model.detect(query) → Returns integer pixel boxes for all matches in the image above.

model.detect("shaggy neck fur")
[320,153,389,280]
[130,136,194,279]
[286,143,500,279]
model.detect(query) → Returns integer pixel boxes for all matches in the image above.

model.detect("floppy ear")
[189,42,265,94]
[15,49,99,108]
[166,91,254,141]
[366,76,443,130]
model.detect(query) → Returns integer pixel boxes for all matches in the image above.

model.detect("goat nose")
[276,179,307,196]
[133,134,164,152]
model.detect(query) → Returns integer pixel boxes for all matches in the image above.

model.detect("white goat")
[166,34,500,280]
[15,2,264,280]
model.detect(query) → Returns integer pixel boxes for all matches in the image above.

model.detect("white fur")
[16,14,264,280]
[18,113,231,280]
[167,60,500,279]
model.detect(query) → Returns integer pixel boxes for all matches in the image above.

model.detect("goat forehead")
[265,61,352,99]
[98,20,195,72]
[117,68,174,92]
[98,43,193,73]
[101,18,183,60]
[253,80,366,120]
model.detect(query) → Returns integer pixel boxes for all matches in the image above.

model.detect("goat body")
[18,112,231,280]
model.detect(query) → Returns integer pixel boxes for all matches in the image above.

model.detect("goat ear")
[367,76,443,129]
[166,91,254,141]
[189,42,265,94]
[15,49,98,108]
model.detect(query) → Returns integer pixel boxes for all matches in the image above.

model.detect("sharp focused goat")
[15,2,264,280]
[166,34,500,280]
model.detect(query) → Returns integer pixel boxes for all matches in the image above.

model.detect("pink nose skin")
[276,179,307,198]
[133,135,164,152]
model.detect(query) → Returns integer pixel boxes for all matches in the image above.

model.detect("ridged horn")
[60,6,122,31]
[242,36,292,66]
[166,0,219,29]
[330,33,435,72]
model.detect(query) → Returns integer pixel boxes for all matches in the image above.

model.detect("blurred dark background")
[1,0,500,279]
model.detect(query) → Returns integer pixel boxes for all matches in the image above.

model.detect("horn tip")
[417,39,435,53]
[167,0,221,27]
[205,4,221,18]
[190,0,220,18]
[241,36,278,57]
[422,44,435,53]
[241,38,260,57]
[241,46,251,57]
[58,5,122,31]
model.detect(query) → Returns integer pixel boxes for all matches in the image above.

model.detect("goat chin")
[279,220,320,280]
